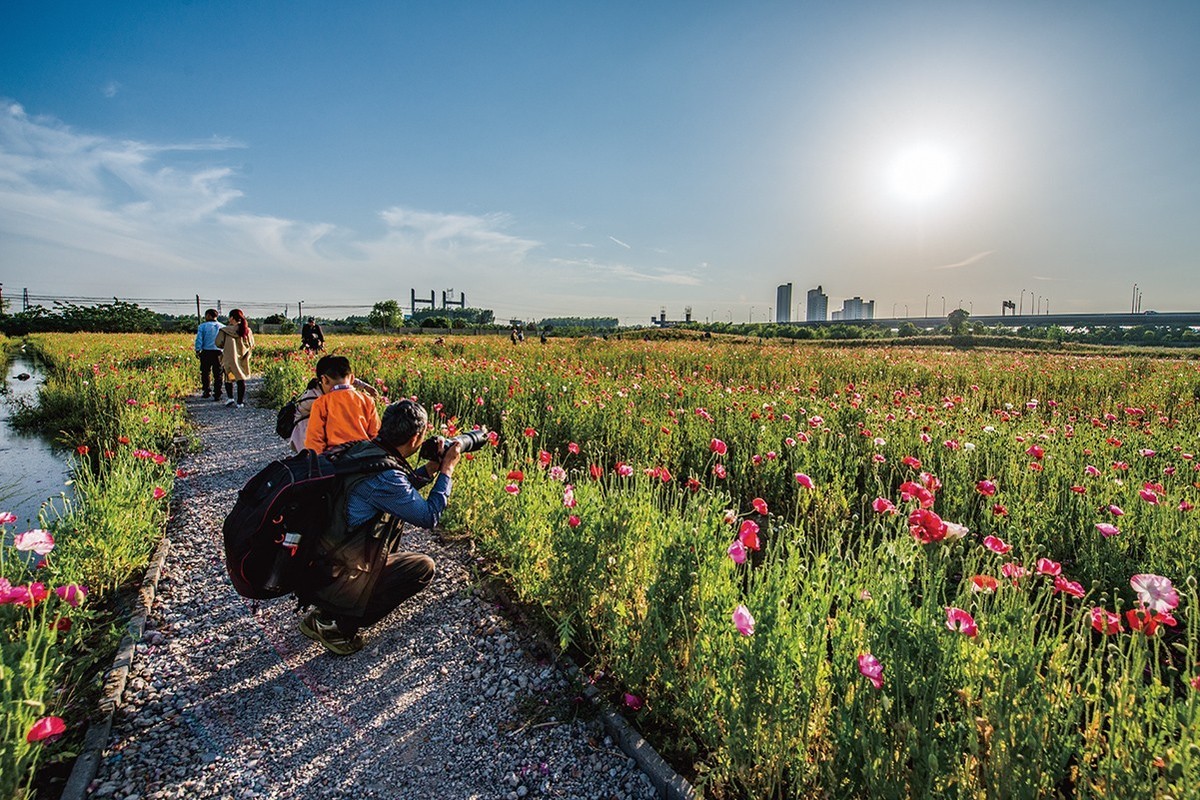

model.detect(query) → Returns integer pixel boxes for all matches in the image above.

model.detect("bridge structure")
[781,312,1200,329]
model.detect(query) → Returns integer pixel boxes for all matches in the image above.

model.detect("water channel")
[1,348,73,533]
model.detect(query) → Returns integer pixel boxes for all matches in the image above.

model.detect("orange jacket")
[304,386,380,454]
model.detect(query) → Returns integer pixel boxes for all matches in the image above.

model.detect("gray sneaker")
[236,403,245,408]
[225,399,236,407]
[299,609,364,656]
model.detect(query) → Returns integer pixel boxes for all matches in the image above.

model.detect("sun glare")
[888,145,955,203]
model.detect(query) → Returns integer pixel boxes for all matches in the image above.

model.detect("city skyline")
[3,2,1199,325]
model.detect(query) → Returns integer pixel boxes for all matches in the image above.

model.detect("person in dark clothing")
[193,309,224,401]
[297,398,462,655]
[301,317,325,353]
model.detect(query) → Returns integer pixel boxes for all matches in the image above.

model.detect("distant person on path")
[216,308,255,408]
[304,356,380,454]
[193,308,224,401]
[297,398,461,655]
[289,355,381,453]
[301,317,325,353]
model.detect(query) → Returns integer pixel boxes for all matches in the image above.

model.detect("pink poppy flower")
[901,455,922,469]
[975,480,997,497]
[908,508,946,545]
[709,438,728,455]
[992,503,1009,517]
[752,497,769,515]
[562,486,576,507]
[857,654,884,689]
[1139,487,1160,505]
[727,539,747,565]
[523,427,537,438]
[506,470,525,483]
[982,535,1011,555]
[945,607,978,637]
[538,450,553,467]
[1108,504,1124,517]
[26,716,65,743]
[623,693,644,711]
[1085,465,1101,477]
[13,529,55,555]
[1025,444,1045,460]
[898,481,935,508]
[794,473,814,490]
[871,497,896,514]
[1095,523,1120,538]
[1090,607,1122,635]
[943,521,969,540]
[152,486,166,500]
[1180,500,1195,512]
[738,520,761,551]
[567,442,580,455]
[549,466,567,482]
[504,484,520,495]
[615,463,634,478]
[1001,562,1027,581]
[1070,485,1087,494]
[54,585,88,608]
[1131,574,1179,614]
[567,515,581,528]
[2,582,48,607]
[1053,576,1085,598]
[0,511,17,525]
[712,463,726,479]
[732,605,756,636]
[1036,558,1062,577]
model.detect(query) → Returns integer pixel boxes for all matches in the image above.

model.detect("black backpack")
[275,399,299,438]
[222,445,403,599]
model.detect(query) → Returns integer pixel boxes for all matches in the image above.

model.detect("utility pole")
[298,300,303,321]
[195,294,201,320]
[23,287,29,312]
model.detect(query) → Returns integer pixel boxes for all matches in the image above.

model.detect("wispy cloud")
[932,250,996,270]
[548,256,702,286]
[608,235,630,249]
[102,81,121,98]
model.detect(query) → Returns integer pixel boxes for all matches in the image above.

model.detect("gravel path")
[90,383,658,800]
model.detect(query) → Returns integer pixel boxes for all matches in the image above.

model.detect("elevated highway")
[784,312,1200,329]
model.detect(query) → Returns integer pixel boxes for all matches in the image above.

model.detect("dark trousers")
[224,379,246,404]
[333,550,435,636]
[199,351,222,397]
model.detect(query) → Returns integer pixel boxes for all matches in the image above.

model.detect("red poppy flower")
[26,716,65,743]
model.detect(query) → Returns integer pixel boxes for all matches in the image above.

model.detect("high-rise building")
[840,296,875,320]
[776,283,792,323]
[806,286,828,321]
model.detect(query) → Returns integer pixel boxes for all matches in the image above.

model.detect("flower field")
[4,331,1200,798]
[253,334,1200,798]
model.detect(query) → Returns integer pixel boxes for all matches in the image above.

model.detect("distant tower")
[776,283,792,323]
[806,286,828,322]
[839,296,875,320]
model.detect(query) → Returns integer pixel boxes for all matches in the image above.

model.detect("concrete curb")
[60,536,171,800]
[469,568,696,800]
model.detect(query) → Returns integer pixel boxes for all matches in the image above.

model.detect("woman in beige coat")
[215,308,255,407]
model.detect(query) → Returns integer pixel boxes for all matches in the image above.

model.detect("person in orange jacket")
[304,356,380,454]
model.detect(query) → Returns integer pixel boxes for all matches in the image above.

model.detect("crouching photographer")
[295,398,486,655]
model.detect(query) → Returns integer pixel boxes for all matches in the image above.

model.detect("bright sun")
[888,145,955,203]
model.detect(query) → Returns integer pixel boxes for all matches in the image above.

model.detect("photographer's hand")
[439,440,463,477]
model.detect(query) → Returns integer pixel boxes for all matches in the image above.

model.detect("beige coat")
[215,324,255,381]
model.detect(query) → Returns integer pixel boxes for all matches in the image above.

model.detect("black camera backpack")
[222,445,402,599]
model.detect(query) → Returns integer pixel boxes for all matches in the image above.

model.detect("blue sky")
[2,1,1198,324]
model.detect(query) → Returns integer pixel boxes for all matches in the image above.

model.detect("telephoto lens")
[419,428,490,461]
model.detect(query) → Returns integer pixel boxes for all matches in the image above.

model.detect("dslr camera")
[419,428,490,462]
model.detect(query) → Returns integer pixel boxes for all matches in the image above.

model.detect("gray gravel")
[91,382,658,800]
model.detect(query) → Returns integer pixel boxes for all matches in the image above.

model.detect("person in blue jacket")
[193,309,224,400]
